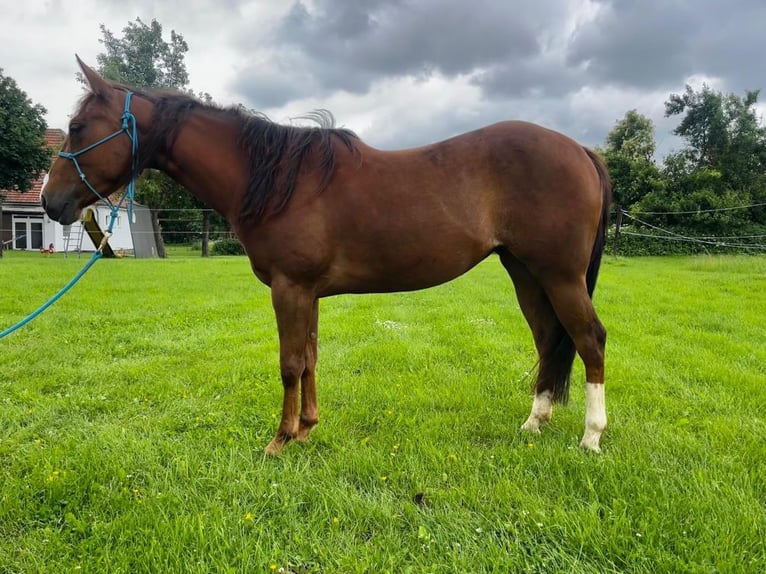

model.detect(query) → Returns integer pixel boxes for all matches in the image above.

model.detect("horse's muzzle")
[41,192,80,225]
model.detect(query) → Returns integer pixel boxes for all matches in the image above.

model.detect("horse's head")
[41,57,138,225]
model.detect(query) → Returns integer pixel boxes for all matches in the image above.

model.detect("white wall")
[43,205,135,253]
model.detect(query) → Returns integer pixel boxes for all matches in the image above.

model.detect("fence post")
[613,207,623,257]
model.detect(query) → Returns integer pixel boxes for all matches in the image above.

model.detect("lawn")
[1,251,764,573]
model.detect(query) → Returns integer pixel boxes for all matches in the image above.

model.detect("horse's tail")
[546,148,612,404]
[583,147,612,297]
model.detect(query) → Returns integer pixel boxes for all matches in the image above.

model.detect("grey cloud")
[277,0,540,79]
[568,0,766,93]
[224,0,765,153]
[231,0,575,105]
[234,59,313,108]
[472,59,585,99]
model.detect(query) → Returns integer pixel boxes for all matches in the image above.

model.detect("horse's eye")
[69,123,84,135]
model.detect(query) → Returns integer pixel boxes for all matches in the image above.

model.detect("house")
[1,129,157,257]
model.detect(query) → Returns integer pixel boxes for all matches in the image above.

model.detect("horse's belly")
[322,241,491,296]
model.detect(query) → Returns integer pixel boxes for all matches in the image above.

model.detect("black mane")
[93,85,359,223]
[237,108,358,222]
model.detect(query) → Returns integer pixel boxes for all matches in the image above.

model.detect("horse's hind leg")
[541,278,607,452]
[297,299,319,442]
[500,253,576,433]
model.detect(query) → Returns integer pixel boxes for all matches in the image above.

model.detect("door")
[12,216,44,250]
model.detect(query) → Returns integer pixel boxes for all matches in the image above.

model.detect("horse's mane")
[82,84,359,223]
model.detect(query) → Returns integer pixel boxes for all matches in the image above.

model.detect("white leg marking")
[521,390,553,433]
[580,382,607,452]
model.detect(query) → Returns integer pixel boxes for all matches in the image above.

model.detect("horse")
[42,57,612,455]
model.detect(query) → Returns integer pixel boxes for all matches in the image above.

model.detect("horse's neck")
[154,112,248,220]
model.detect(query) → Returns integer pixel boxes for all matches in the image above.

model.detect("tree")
[0,70,50,258]
[665,84,728,169]
[602,110,664,210]
[90,18,199,257]
[639,151,746,233]
[0,69,49,193]
[606,109,656,162]
[657,85,766,228]
[92,18,188,89]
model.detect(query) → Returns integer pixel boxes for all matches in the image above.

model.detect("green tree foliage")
[92,18,188,89]
[602,110,664,210]
[0,69,49,193]
[666,85,766,190]
[635,86,766,233]
[606,109,656,162]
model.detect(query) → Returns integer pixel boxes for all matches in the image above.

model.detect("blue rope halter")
[0,91,139,339]
[58,91,139,232]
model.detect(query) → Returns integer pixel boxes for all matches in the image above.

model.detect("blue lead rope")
[0,250,103,339]
[0,91,137,340]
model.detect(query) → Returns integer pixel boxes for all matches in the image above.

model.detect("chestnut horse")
[42,58,611,454]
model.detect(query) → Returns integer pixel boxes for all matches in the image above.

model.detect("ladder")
[64,222,85,258]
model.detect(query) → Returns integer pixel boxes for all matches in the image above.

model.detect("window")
[12,216,44,250]
[31,220,43,249]
[13,220,27,250]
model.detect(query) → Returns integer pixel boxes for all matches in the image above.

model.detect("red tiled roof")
[1,129,65,205]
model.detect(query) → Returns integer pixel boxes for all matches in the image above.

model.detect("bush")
[210,238,245,256]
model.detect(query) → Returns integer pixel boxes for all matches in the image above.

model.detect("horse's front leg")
[265,278,316,456]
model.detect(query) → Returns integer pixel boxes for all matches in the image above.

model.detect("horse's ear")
[76,54,112,99]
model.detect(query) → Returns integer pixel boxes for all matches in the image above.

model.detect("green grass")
[1,251,764,573]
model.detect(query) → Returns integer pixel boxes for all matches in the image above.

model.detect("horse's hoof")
[295,429,311,443]
[264,439,285,456]
[579,432,602,453]
[520,417,544,433]
[296,420,317,442]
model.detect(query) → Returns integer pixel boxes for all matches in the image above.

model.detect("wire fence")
[611,202,766,254]
[4,203,766,256]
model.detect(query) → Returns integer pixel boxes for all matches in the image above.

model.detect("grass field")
[1,250,764,573]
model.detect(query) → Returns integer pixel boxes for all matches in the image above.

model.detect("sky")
[2,0,765,157]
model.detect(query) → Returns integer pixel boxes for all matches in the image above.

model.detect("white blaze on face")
[41,172,50,195]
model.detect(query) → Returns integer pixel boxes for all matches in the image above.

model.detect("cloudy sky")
[2,0,765,157]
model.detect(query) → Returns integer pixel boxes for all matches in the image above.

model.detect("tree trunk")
[150,209,167,258]
[201,210,210,257]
